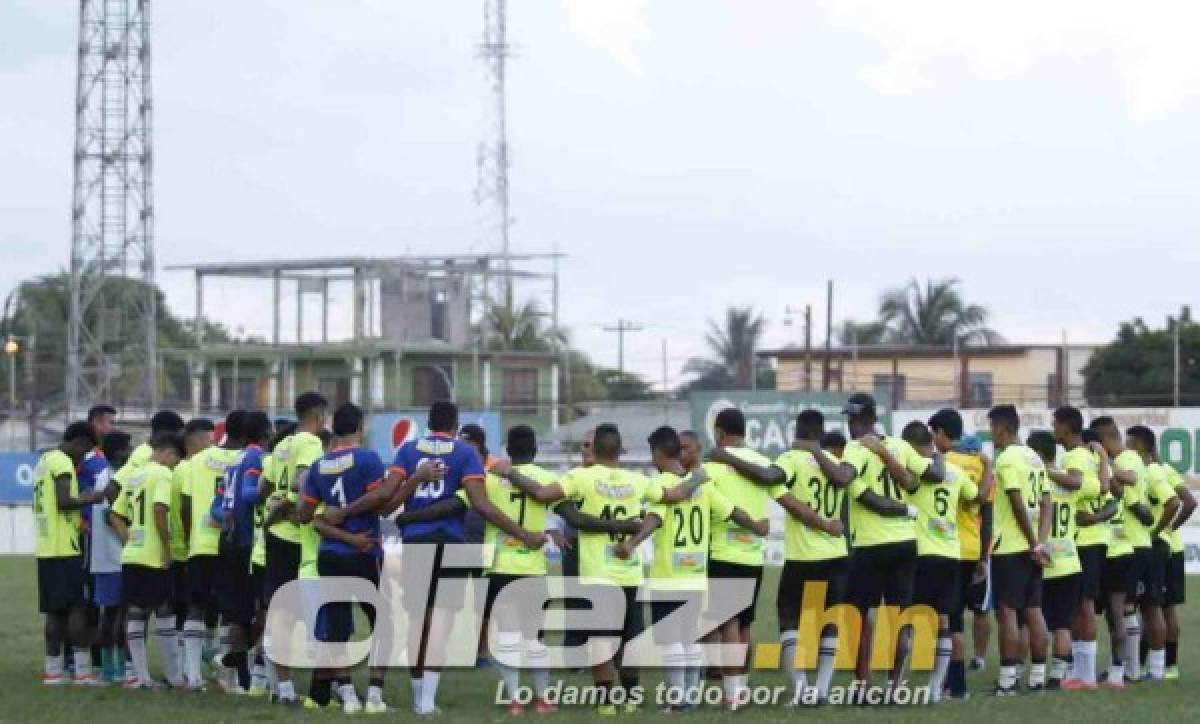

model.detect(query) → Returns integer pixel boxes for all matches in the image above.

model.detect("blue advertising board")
[365,410,502,464]
[0,452,39,505]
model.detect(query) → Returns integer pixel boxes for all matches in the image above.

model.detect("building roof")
[760,343,1101,361]
[543,401,691,453]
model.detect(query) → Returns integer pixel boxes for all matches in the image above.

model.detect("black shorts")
[1136,545,1166,607]
[1102,553,1135,599]
[188,554,220,608]
[264,533,302,607]
[401,535,478,612]
[483,573,548,634]
[649,591,704,645]
[708,560,763,628]
[251,564,267,611]
[914,556,961,617]
[1042,575,1081,632]
[950,559,988,633]
[37,556,86,614]
[777,558,848,631]
[991,552,1043,611]
[1078,544,1106,602]
[1165,551,1186,607]
[578,584,644,651]
[122,563,170,610]
[316,552,381,643]
[848,540,917,612]
[217,544,254,627]
[169,561,188,614]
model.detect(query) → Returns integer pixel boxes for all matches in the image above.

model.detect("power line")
[602,319,643,374]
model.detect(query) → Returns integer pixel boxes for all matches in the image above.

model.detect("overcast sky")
[4,1,1200,389]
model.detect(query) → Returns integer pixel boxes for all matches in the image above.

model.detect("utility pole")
[477,0,514,305]
[1174,315,1181,407]
[804,305,813,392]
[603,319,642,374]
[823,280,833,391]
[661,338,669,402]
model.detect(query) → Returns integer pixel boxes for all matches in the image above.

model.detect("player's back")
[393,433,482,542]
[483,462,555,576]
[647,471,734,590]
[309,446,385,556]
[992,444,1043,555]
[843,435,924,548]
[776,448,846,562]
[33,449,81,558]
[704,447,784,566]
[912,460,978,559]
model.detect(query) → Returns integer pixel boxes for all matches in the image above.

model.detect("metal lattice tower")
[475,0,513,304]
[67,0,158,416]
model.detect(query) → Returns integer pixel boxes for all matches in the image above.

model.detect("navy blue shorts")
[92,572,122,608]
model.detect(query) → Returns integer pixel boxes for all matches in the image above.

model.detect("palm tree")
[877,278,1001,346]
[484,299,565,352]
[837,319,889,346]
[683,306,767,389]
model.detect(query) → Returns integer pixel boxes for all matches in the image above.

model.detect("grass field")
[2,555,1196,723]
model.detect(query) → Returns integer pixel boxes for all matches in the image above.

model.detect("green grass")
[2,556,1195,722]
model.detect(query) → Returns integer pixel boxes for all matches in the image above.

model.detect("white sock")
[494,632,522,700]
[367,684,384,704]
[525,639,550,698]
[1124,614,1141,679]
[816,634,837,699]
[998,665,1017,689]
[1070,641,1084,679]
[662,642,687,701]
[276,679,295,700]
[1108,662,1124,683]
[1051,657,1069,682]
[722,675,738,701]
[1148,649,1166,680]
[410,676,423,708]
[183,620,206,686]
[684,643,704,700]
[339,683,360,705]
[155,620,181,684]
[780,631,806,700]
[127,619,151,684]
[930,632,952,700]
[44,654,64,678]
[72,649,91,679]
[420,671,440,713]
[1029,662,1046,687]
[1082,641,1098,685]
[217,624,230,659]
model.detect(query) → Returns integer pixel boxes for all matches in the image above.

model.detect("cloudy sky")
[4,1,1200,389]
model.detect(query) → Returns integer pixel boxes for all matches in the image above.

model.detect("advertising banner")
[0,453,38,505]
[689,391,882,458]
[366,410,502,463]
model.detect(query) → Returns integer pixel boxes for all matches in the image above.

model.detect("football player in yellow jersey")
[616,426,767,712]
[813,394,942,687]
[34,422,107,685]
[706,410,846,705]
[1128,426,1179,681]
[108,433,186,689]
[500,423,711,715]
[985,405,1050,695]
[1054,412,1114,690]
[167,417,215,689]
[260,391,327,705]
[927,409,993,698]
[903,421,986,702]
[1091,416,1153,686]
[112,410,185,488]
[1148,450,1195,680]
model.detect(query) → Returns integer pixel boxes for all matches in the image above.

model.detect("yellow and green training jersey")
[559,465,665,587]
[184,446,237,558]
[1105,489,1134,559]
[1151,463,1186,553]
[775,449,847,562]
[946,450,988,561]
[33,449,82,558]
[646,472,735,590]
[483,463,555,576]
[1145,463,1179,551]
[115,461,174,569]
[167,458,191,560]
[1043,463,1103,580]
[299,504,322,579]
[1066,446,1109,549]
[704,447,787,566]
[844,436,931,549]
[267,432,324,545]
[912,461,979,559]
[992,444,1044,555]
[113,442,153,486]
[1114,449,1152,550]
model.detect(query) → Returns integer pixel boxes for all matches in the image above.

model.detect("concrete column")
[482,360,492,410]
[209,364,219,410]
[550,363,560,430]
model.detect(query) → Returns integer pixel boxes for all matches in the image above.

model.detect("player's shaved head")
[593,423,622,461]
[795,409,824,441]
[1027,430,1057,464]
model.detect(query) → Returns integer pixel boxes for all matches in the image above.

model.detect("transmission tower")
[67,0,158,416]
[475,0,513,305]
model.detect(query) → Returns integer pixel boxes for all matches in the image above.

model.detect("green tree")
[1084,309,1200,406]
[837,319,889,346]
[484,299,565,352]
[683,306,772,390]
[876,278,1000,346]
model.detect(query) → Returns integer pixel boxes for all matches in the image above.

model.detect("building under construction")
[164,252,564,432]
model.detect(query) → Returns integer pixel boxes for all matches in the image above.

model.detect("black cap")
[841,392,878,418]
